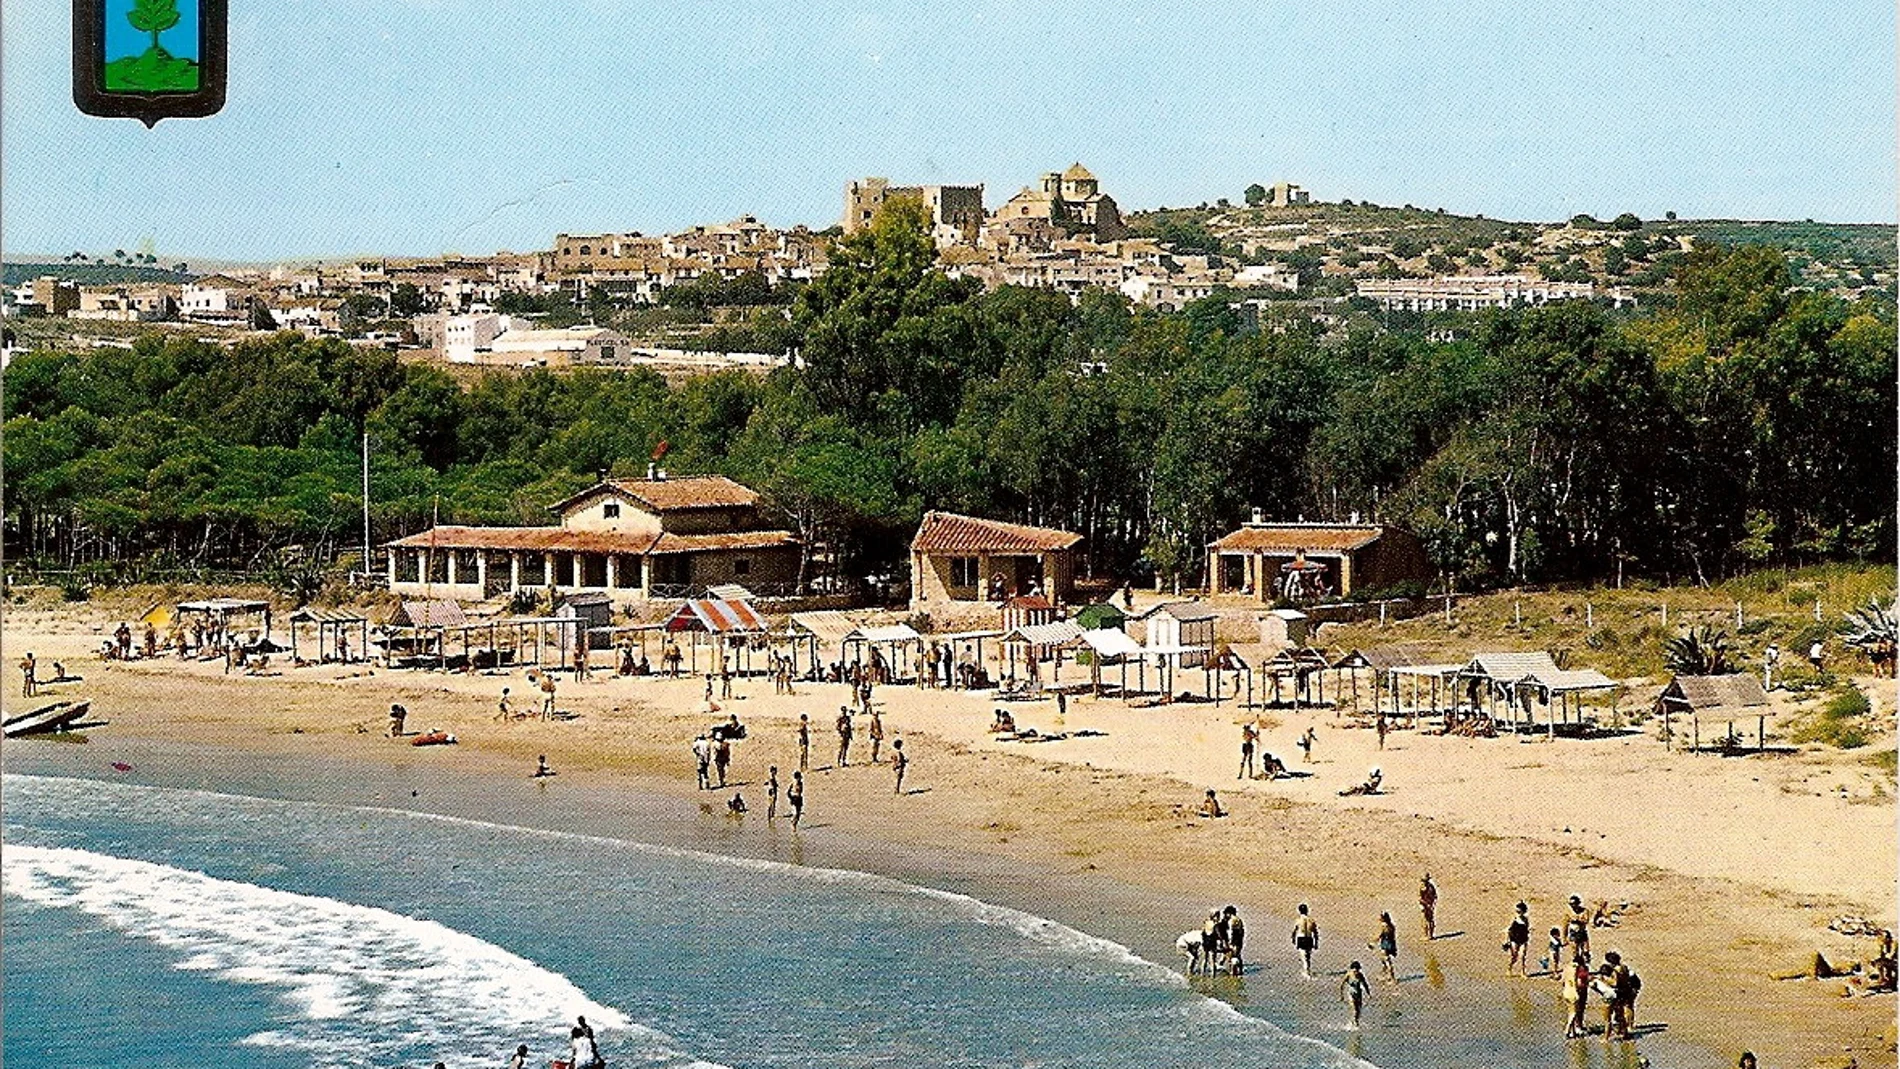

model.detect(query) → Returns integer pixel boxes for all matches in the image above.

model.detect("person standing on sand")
[787,771,805,829]
[1505,901,1531,976]
[1298,727,1315,763]
[1339,960,1371,1028]
[1418,874,1438,940]
[496,687,513,722]
[766,766,780,820]
[1546,926,1565,978]
[1293,904,1320,977]
[1376,712,1388,750]
[19,652,36,697]
[797,713,811,771]
[1239,721,1258,779]
[713,733,732,788]
[835,707,854,767]
[540,673,557,721]
[1370,912,1398,982]
[693,733,712,790]
[574,641,590,682]
[143,621,158,659]
[388,703,407,738]
[1562,952,1591,1038]
[891,737,908,794]
[868,709,886,763]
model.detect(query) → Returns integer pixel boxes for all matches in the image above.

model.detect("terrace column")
[420,547,432,584]
[544,552,557,589]
[639,556,653,599]
[509,552,522,592]
[978,554,991,599]
[1208,551,1222,595]
[1337,555,1353,596]
[605,554,617,590]
[445,552,458,587]
[386,549,397,586]
[476,552,488,593]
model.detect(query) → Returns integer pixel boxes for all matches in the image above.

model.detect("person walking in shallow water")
[766,766,780,820]
[1293,903,1320,977]
[835,706,854,767]
[787,770,805,829]
[1370,912,1399,982]
[797,713,811,771]
[1505,901,1532,977]
[1339,960,1372,1029]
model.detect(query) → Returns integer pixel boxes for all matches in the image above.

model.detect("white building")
[443,313,511,362]
[179,276,249,322]
[1356,274,1632,311]
[488,325,629,366]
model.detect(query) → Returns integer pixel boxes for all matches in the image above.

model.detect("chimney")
[646,462,657,480]
[655,468,668,481]
[1250,506,1263,525]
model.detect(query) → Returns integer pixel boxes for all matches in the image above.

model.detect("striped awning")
[287,607,368,624]
[665,597,767,634]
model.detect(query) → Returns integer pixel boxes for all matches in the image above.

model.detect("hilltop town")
[6,165,1892,370]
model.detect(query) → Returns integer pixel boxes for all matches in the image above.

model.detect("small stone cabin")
[909,511,1081,610]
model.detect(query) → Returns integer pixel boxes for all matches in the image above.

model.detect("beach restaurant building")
[384,473,800,607]
[908,511,1082,611]
[1205,519,1431,601]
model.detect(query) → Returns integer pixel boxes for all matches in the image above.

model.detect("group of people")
[694,701,914,829]
[1505,894,1643,1040]
[692,714,747,790]
[1178,905,1247,976]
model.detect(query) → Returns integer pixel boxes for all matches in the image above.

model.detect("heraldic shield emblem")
[72,0,227,125]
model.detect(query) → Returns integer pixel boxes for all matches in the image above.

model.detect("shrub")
[1791,683,1872,748]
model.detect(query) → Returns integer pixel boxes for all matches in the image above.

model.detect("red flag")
[651,439,670,461]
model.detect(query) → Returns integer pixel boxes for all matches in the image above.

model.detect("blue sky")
[4,0,1893,262]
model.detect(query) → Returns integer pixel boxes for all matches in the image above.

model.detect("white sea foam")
[4,773,1374,1068]
[1,842,726,1069]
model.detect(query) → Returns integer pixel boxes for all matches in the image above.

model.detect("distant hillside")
[1125,202,1895,298]
[4,262,194,286]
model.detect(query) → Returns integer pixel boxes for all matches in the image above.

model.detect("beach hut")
[844,623,925,682]
[1137,602,1218,669]
[287,606,369,663]
[790,610,858,675]
[177,597,274,650]
[936,628,1006,689]
[1077,626,1144,696]
[1000,594,1056,634]
[665,596,769,674]
[1655,673,1770,752]
[1514,665,1619,737]
[558,591,615,650]
[1002,619,1084,686]
[1258,608,1310,648]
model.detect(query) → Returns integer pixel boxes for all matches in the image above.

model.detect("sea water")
[3,770,1373,1069]
[4,743,1679,1069]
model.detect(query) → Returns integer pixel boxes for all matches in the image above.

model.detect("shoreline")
[2,624,1894,1068]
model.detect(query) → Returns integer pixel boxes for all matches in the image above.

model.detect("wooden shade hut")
[1656,673,1770,752]
[287,606,369,664]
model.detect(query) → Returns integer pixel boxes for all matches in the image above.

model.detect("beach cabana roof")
[938,628,1007,642]
[665,597,766,633]
[1519,667,1617,693]
[1005,620,1084,647]
[1389,662,1465,679]
[288,606,368,625]
[790,610,858,648]
[1657,673,1769,712]
[1078,627,1144,659]
[1335,642,1436,671]
[851,623,924,645]
[1137,601,1220,623]
[1459,651,1561,681]
[389,600,466,628]
[1143,642,1208,658]
[704,582,756,602]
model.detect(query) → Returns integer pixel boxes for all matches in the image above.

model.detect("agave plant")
[1663,624,1737,676]
[1842,596,1897,652]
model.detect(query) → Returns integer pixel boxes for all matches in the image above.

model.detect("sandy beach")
[4,603,1895,1069]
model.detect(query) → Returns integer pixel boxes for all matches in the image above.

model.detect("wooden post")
[1586,601,1593,629]
[1663,707,1671,751]
[1758,714,1766,752]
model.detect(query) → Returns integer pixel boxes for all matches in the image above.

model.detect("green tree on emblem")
[126,0,182,55]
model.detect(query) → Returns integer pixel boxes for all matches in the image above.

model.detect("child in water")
[1339,960,1372,1028]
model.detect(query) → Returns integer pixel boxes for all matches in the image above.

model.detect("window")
[734,558,750,576]
[602,502,620,519]
[950,557,978,587]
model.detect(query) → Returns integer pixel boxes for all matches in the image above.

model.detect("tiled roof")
[1209,525,1388,553]
[385,526,657,554]
[384,524,796,556]
[911,511,1081,554]
[552,476,760,514]
[648,530,798,555]
[666,598,767,633]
